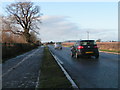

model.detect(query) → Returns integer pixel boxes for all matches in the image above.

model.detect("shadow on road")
[70,56,100,64]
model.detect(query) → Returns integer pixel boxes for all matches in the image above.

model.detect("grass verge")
[38,46,72,88]
[100,49,120,53]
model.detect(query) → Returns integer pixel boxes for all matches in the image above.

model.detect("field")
[62,42,120,53]
[96,42,120,52]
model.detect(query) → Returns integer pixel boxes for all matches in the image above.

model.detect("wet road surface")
[49,45,118,88]
[2,46,44,88]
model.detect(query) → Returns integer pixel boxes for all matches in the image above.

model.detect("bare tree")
[1,16,12,31]
[30,31,37,43]
[6,2,41,43]
[1,16,13,43]
[1,15,27,43]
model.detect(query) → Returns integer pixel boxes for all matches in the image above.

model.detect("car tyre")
[71,53,74,57]
[75,53,79,58]
[95,55,99,59]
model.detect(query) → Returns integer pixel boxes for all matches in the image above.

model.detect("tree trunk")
[23,29,31,43]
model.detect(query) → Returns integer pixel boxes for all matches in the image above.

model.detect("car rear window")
[56,42,61,44]
[80,40,96,45]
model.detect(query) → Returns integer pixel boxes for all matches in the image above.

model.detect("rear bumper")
[77,51,99,56]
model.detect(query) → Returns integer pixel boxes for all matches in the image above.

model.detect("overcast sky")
[1,1,118,42]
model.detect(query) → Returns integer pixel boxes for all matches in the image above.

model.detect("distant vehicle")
[71,40,99,58]
[54,42,62,50]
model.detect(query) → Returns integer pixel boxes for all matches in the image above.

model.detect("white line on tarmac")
[1,49,40,78]
[54,55,63,64]
[49,49,79,89]
[99,51,120,55]
[35,70,41,89]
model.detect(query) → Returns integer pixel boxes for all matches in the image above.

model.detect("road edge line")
[99,51,120,55]
[49,48,79,89]
[1,49,39,78]
[35,70,41,89]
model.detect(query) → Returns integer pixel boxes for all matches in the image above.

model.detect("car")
[71,40,99,58]
[54,42,62,50]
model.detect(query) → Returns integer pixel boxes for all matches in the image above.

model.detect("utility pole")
[87,31,89,40]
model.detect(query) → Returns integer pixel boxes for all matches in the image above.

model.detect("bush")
[2,43,38,62]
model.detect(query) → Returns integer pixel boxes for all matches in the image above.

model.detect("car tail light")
[77,46,84,49]
[94,46,98,48]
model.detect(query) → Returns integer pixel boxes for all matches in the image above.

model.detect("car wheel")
[75,53,79,58]
[71,53,74,57]
[95,55,99,59]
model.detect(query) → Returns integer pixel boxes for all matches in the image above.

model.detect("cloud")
[39,15,118,42]
[39,15,80,42]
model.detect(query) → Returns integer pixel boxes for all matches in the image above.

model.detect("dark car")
[71,40,99,58]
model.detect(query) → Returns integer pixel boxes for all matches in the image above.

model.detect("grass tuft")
[38,46,72,88]
[100,49,120,53]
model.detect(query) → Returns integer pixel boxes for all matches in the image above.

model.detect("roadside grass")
[38,46,72,88]
[100,49,120,53]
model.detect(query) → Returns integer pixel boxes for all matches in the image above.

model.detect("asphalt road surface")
[2,46,44,88]
[49,45,119,88]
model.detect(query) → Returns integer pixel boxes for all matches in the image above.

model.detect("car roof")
[75,40,96,44]
[80,40,94,41]
[55,42,61,44]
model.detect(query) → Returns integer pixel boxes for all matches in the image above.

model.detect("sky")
[0,1,118,42]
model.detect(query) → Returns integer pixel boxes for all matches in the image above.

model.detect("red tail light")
[77,46,84,49]
[94,46,98,48]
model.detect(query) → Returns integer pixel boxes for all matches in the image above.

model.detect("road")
[49,45,119,88]
[2,46,44,88]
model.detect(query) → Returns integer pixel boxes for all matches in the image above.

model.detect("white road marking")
[54,55,63,64]
[1,49,39,78]
[49,49,79,89]
[99,51,120,55]
[35,70,41,89]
